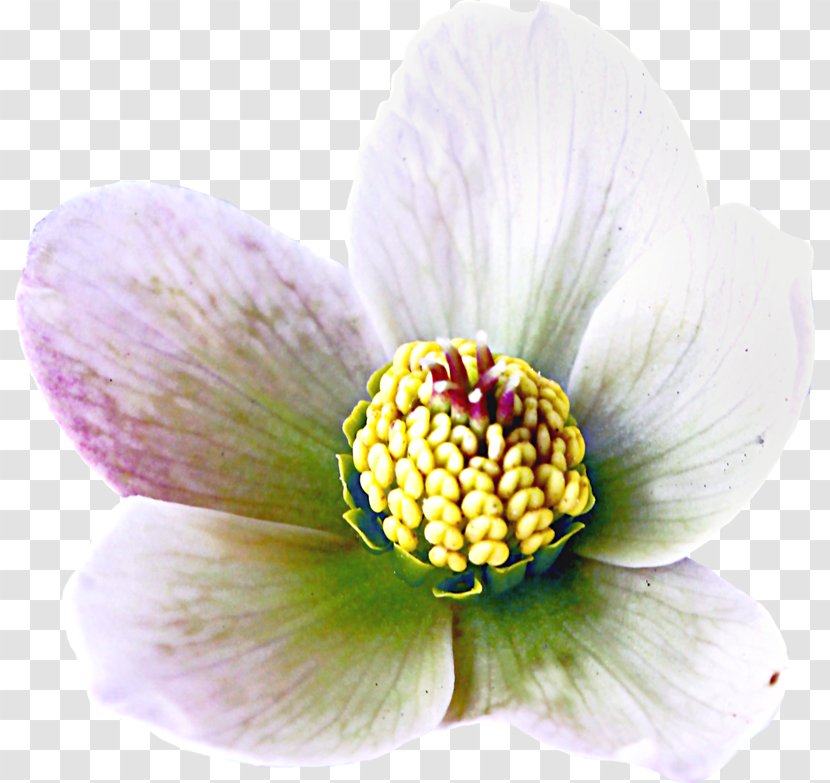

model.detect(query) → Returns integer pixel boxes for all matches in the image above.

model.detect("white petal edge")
[569,204,813,566]
[17,182,386,530]
[445,556,788,782]
[63,497,455,766]
[348,1,707,380]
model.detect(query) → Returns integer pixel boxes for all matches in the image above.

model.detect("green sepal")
[565,414,578,427]
[484,557,531,595]
[337,452,376,519]
[527,521,586,577]
[366,363,391,397]
[391,544,437,586]
[342,508,391,553]
[432,571,483,602]
[336,453,361,509]
[342,400,370,447]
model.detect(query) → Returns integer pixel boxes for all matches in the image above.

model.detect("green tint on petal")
[17,182,386,533]
[64,498,454,766]
[446,556,788,782]
[570,205,813,566]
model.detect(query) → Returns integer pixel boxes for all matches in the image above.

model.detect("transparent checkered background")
[0,0,827,781]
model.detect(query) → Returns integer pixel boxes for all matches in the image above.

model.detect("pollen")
[342,336,594,594]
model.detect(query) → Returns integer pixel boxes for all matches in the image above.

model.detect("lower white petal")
[446,556,787,782]
[64,497,454,766]
[569,205,813,566]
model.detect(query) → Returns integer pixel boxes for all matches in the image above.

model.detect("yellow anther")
[539,397,565,431]
[392,341,416,371]
[451,425,479,457]
[506,486,546,522]
[368,442,394,488]
[406,406,431,440]
[387,488,423,529]
[379,368,406,403]
[497,466,535,499]
[396,525,419,552]
[540,382,570,421]
[424,520,446,544]
[408,340,442,372]
[556,470,590,515]
[425,468,460,501]
[505,427,531,446]
[562,425,586,467]
[422,496,462,525]
[486,423,505,461]
[468,540,494,565]
[424,520,464,551]
[536,423,552,460]
[464,515,509,544]
[404,470,424,500]
[395,374,422,415]
[388,419,408,459]
[352,437,370,472]
[357,424,379,447]
[459,467,496,494]
[382,515,399,542]
[461,490,504,520]
[536,464,566,506]
[447,552,467,573]
[521,396,539,429]
[516,371,538,398]
[360,472,387,513]
[468,456,501,477]
[444,526,465,551]
[515,508,554,541]
[427,412,452,446]
[468,539,510,567]
[519,528,555,556]
[428,545,449,568]
[434,441,465,475]
[504,442,536,470]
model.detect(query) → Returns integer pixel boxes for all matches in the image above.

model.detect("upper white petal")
[570,205,813,566]
[348,1,707,379]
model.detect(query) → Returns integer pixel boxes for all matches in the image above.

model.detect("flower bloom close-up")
[15,3,814,782]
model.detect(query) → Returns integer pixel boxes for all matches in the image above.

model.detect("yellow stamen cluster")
[351,339,593,574]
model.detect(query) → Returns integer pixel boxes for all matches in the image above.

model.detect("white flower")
[15,3,812,781]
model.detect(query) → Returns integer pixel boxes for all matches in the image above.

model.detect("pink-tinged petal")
[348,2,707,380]
[64,497,454,766]
[17,182,386,532]
[569,205,813,566]
[446,556,787,782]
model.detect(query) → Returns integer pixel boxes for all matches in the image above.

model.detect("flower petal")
[445,556,787,782]
[64,497,454,766]
[348,2,707,379]
[17,183,386,531]
[569,205,813,566]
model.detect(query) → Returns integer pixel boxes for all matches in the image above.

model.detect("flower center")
[339,337,594,599]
